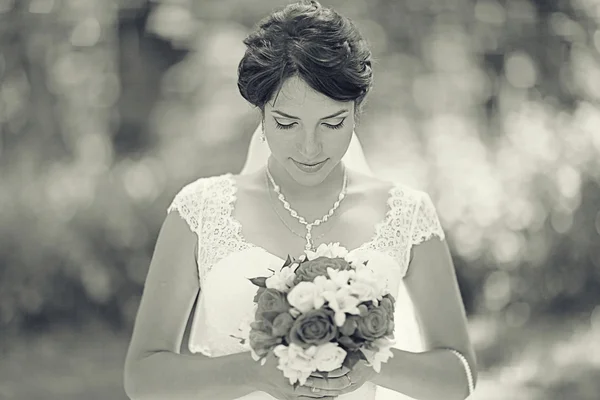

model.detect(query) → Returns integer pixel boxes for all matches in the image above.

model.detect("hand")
[249,352,338,400]
[303,361,378,398]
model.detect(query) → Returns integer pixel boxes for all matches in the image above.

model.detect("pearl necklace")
[266,165,348,251]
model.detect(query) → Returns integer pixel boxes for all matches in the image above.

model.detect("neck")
[265,157,346,202]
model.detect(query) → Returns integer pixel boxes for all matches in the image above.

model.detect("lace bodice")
[166,173,445,400]
[167,173,444,286]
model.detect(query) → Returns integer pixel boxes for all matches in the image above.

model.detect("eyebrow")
[272,109,349,120]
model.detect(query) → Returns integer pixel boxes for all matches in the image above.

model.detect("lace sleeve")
[410,192,445,247]
[166,180,206,236]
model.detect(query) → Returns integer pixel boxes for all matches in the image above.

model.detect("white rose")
[313,342,347,372]
[275,344,317,385]
[266,265,296,292]
[305,242,349,260]
[288,342,318,360]
[287,281,319,313]
[286,349,316,373]
[279,364,312,386]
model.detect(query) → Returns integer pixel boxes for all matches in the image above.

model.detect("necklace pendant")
[305,231,313,251]
[266,165,348,255]
[305,239,313,252]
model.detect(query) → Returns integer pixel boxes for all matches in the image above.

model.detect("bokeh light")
[1,1,599,399]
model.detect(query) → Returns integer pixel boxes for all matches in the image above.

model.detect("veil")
[240,123,374,176]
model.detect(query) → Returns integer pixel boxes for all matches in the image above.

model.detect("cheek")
[324,131,353,153]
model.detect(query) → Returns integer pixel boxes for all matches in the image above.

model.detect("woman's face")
[263,76,355,187]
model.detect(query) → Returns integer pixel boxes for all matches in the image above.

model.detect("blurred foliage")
[0,0,599,345]
[1,0,600,398]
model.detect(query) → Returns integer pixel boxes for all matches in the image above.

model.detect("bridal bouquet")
[244,243,396,387]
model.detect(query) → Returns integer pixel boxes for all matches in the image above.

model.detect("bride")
[124,1,477,399]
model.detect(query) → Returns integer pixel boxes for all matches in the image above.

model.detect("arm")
[371,236,478,400]
[123,211,259,400]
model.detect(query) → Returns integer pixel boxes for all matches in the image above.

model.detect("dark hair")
[237,0,373,116]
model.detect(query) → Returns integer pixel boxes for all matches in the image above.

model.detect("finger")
[303,380,362,398]
[297,386,344,397]
[315,365,351,378]
[292,384,340,399]
[305,375,352,390]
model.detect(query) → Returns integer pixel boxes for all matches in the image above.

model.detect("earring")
[260,129,266,142]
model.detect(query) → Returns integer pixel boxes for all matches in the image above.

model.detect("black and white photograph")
[1,0,599,399]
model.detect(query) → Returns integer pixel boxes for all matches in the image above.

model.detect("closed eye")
[274,121,297,130]
[324,119,346,130]
[273,118,346,130]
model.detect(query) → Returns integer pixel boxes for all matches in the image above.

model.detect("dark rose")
[256,288,290,322]
[250,319,273,335]
[288,308,337,348]
[386,320,395,336]
[249,328,281,357]
[271,312,295,337]
[354,306,390,341]
[253,287,267,303]
[380,294,395,316]
[293,257,351,285]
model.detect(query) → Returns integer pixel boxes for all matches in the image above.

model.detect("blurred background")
[1,0,600,399]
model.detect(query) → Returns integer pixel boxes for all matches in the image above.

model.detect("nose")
[296,128,322,159]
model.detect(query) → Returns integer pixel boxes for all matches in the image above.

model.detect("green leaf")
[358,304,369,316]
[249,277,267,288]
[340,317,357,336]
[338,335,361,351]
[357,350,368,361]
[342,351,361,370]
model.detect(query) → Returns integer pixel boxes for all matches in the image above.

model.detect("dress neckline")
[221,172,399,260]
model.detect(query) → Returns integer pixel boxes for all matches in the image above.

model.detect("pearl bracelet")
[446,348,475,396]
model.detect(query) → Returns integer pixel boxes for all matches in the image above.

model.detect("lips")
[291,158,328,173]
[295,160,326,166]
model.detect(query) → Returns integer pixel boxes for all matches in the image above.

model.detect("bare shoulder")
[345,168,395,202]
[232,169,271,199]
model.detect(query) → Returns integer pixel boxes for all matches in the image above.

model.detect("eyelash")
[275,120,346,130]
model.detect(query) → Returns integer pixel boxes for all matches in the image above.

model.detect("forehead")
[267,75,352,113]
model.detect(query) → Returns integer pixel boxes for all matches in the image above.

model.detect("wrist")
[240,354,261,392]
[369,348,398,386]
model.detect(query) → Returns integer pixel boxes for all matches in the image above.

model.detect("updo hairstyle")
[237,0,373,116]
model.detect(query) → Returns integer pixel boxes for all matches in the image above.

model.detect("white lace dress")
[167,173,445,400]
